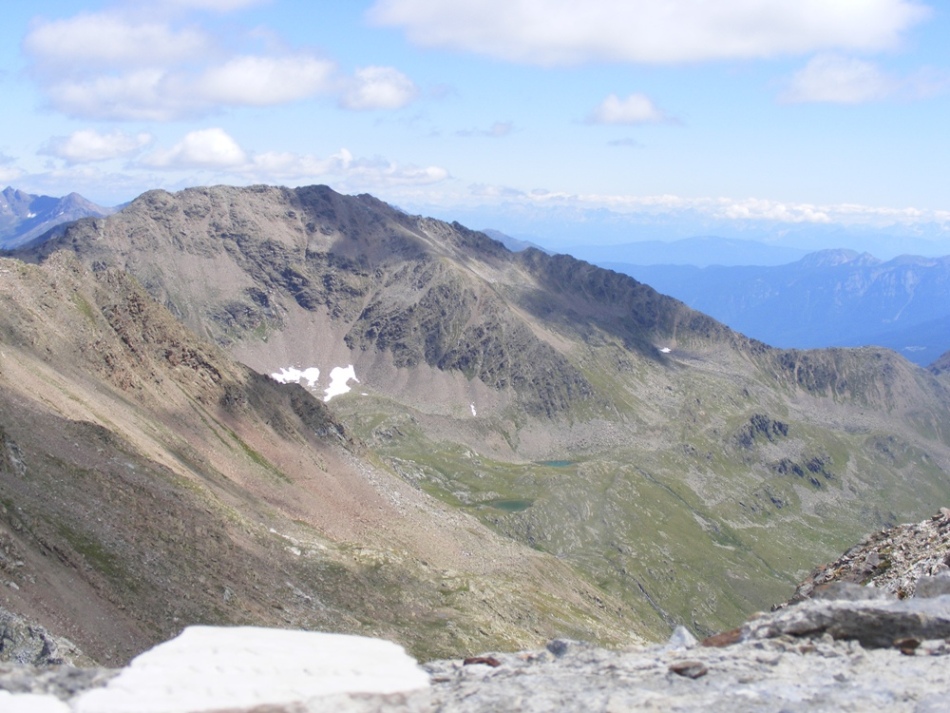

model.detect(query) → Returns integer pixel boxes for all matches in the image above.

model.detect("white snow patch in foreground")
[73,626,429,713]
[470,402,477,417]
[270,366,320,388]
[660,347,671,353]
[0,691,69,713]
[324,365,358,402]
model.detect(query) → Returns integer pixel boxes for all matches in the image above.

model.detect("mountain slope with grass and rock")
[10,183,950,646]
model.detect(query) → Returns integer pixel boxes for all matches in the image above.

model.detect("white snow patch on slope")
[470,402,477,416]
[324,365,359,402]
[660,347,671,354]
[270,366,320,388]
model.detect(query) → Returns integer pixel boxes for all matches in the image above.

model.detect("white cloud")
[587,94,667,124]
[42,130,154,163]
[342,158,449,187]
[136,130,449,190]
[39,55,342,121]
[23,13,210,70]
[44,70,179,122]
[340,66,419,110]
[194,55,337,105]
[142,128,248,168]
[247,148,354,178]
[160,0,267,11]
[368,0,930,65]
[782,54,898,103]
[0,163,23,183]
[24,11,419,120]
[781,54,950,103]
[511,190,950,228]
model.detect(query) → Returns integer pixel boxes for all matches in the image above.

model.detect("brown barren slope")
[0,253,639,663]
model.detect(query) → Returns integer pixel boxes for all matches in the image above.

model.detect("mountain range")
[563,236,809,267]
[3,183,950,665]
[0,186,114,249]
[607,249,950,367]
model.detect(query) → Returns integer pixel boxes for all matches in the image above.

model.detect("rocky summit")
[3,511,950,712]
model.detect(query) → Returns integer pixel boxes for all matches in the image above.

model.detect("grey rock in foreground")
[426,633,949,712]
[3,594,950,712]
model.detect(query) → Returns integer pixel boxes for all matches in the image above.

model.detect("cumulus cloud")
[41,130,154,163]
[24,11,419,120]
[782,55,898,103]
[193,55,337,105]
[367,0,929,65]
[247,148,355,178]
[780,54,949,103]
[137,129,449,189]
[141,128,247,168]
[23,14,210,70]
[44,70,177,122]
[343,158,449,187]
[340,66,419,110]
[587,94,667,124]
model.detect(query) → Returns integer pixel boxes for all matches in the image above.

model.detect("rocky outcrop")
[0,607,91,667]
[789,507,950,601]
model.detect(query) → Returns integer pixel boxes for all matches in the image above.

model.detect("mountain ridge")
[0,186,114,249]
[606,250,950,366]
[8,182,950,654]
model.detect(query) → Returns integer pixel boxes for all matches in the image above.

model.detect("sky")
[2,1,949,251]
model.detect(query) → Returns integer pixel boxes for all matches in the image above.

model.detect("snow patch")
[660,347,671,354]
[470,402,477,417]
[0,691,69,713]
[324,365,358,402]
[72,626,429,712]
[268,363,360,402]
[270,366,320,388]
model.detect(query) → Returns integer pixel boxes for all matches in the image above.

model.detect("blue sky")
[2,1,949,250]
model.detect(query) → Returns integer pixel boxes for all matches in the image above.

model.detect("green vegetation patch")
[56,522,136,589]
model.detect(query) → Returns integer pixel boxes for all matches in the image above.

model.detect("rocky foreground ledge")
[4,511,950,712]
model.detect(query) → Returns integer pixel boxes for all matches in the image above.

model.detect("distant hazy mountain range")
[0,186,114,249]
[565,236,809,267]
[486,230,950,365]
[602,249,950,366]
